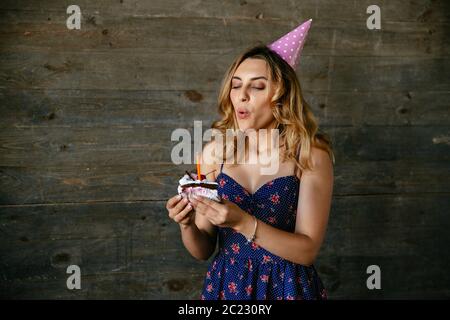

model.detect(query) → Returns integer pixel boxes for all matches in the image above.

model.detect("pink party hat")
[267,19,312,69]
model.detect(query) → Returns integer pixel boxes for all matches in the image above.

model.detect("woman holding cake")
[166,19,334,300]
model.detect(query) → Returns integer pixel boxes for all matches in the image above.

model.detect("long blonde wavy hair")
[210,44,335,178]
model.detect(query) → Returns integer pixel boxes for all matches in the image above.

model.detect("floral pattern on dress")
[200,166,328,300]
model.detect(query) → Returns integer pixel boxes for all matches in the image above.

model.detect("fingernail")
[192,194,198,199]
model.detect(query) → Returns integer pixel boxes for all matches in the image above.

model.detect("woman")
[167,39,334,300]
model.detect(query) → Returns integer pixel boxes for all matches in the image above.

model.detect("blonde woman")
[167,21,334,300]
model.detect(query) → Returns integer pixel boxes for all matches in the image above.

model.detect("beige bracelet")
[245,216,258,243]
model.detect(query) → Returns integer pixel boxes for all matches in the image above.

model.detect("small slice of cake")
[177,171,221,203]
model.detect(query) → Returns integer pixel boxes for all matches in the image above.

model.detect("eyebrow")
[232,76,268,81]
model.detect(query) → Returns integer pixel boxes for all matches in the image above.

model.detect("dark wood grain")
[0,195,448,299]
[0,160,449,205]
[1,17,449,57]
[0,0,449,23]
[0,0,449,299]
[0,52,448,91]
[1,89,449,127]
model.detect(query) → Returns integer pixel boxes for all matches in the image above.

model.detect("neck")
[242,121,280,160]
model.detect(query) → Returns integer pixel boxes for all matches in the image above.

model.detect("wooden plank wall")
[0,0,449,299]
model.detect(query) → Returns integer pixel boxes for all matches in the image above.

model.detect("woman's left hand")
[190,195,249,230]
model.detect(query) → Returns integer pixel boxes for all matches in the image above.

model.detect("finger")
[193,195,224,212]
[189,196,198,208]
[169,198,189,218]
[191,201,205,215]
[174,203,193,223]
[166,194,182,209]
[171,202,189,220]
[174,197,189,211]
[191,197,208,211]
[190,199,206,215]
[178,211,194,224]
[194,201,218,221]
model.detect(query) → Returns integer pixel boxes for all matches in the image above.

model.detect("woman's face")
[230,58,277,132]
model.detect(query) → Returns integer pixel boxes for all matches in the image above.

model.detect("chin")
[237,124,256,132]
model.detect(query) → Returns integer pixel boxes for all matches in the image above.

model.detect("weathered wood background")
[0,0,449,299]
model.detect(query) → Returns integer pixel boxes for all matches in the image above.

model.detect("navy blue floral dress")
[200,163,328,300]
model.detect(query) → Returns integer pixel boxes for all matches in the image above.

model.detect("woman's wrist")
[179,222,195,231]
[235,213,257,241]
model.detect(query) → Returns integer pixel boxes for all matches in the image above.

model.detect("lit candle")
[196,152,202,181]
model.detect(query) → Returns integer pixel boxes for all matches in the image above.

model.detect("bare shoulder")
[201,140,220,181]
[296,146,334,180]
[304,146,334,179]
[311,147,333,169]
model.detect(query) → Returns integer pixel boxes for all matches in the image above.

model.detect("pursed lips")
[236,107,250,119]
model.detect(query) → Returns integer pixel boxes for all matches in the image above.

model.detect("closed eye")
[231,86,264,90]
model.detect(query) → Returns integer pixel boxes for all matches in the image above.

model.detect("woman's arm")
[179,141,218,261]
[179,220,216,261]
[236,146,334,266]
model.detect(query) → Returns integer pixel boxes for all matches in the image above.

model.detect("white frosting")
[178,174,221,202]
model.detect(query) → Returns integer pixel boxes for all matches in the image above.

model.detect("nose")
[239,88,249,102]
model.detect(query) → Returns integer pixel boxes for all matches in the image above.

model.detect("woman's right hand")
[166,194,195,227]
